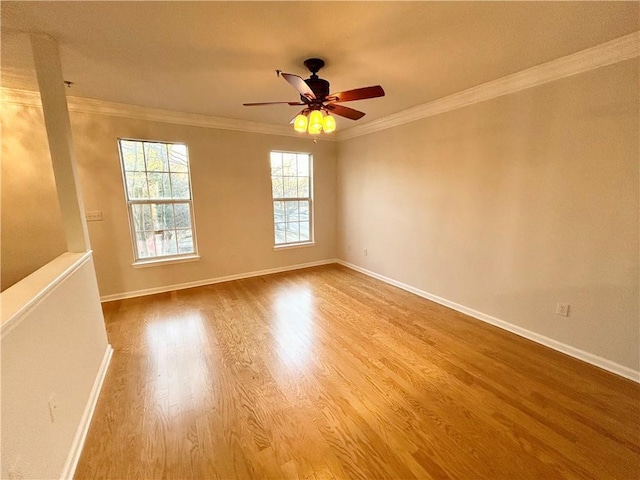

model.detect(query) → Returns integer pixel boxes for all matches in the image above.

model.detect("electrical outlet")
[85,211,103,222]
[48,394,58,423]
[555,303,570,317]
[363,248,368,256]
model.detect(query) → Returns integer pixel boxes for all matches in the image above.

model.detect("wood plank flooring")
[75,265,640,479]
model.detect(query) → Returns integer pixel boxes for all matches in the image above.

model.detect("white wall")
[337,59,639,373]
[1,253,111,479]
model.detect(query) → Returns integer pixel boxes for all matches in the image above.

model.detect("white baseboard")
[60,344,114,480]
[100,259,338,302]
[336,260,640,383]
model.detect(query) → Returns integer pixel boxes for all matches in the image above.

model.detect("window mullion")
[142,141,150,199]
[273,197,309,202]
[128,198,190,205]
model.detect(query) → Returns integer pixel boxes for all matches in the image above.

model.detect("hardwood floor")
[75,265,639,479]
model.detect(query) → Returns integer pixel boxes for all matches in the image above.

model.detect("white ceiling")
[1,1,638,131]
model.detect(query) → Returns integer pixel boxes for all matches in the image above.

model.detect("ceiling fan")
[243,58,385,134]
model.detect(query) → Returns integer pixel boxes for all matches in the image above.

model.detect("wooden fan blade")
[327,85,385,103]
[281,73,316,100]
[243,101,305,106]
[325,103,366,120]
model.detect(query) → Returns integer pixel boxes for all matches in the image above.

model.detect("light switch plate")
[85,211,103,222]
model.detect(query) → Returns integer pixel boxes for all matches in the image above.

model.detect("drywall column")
[30,34,90,252]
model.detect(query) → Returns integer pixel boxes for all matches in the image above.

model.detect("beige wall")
[1,103,67,290]
[337,59,639,371]
[2,105,337,298]
[68,114,337,297]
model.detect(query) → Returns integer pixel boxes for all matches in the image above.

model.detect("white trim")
[336,260,640,384]
[100,258,337,302]
[2,32,636,142]
[1,251,93,339]
[273,242,315,251]
[0,88,332,140]
[132,255,201,268]
[59,344,113,480]
[337,31,640,140]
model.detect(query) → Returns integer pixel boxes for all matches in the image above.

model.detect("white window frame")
[117,138,199,266]
[270,151,314,248]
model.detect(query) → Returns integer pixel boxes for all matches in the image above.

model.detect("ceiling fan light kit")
[322,113,336,133]
[243,58,385,135]
[293,113,309,133]
[293,109,337,135]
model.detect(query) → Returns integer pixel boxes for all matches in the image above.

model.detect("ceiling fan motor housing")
[302,58,330,104]
[304,77,330,103]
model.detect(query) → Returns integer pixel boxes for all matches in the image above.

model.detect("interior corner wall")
[1,103,67,291]
[336,59,639,372]
[67,114,337,298]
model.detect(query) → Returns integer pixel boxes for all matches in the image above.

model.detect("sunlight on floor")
[273,286,314,369]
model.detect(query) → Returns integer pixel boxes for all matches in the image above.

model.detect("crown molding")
[337,31,640,141]
[2,31,637,142]
[0,87,329,140]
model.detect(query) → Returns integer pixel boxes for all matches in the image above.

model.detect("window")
[118,139,197,263]
[270,151,313,246]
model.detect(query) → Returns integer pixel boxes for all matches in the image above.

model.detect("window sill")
[132,254,200,268]
[273,242,315,251]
